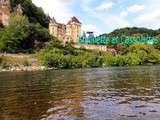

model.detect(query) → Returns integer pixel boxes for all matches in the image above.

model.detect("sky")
[32,0,160,35]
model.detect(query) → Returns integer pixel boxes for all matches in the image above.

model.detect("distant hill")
[108,27,160,36]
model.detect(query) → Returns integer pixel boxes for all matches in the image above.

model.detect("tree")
[0,14,30,53]
[10,0,50,28]
[0,14,51,53]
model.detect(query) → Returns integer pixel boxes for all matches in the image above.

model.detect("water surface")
[0,66,160,120]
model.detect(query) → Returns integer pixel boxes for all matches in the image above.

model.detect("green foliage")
[147,51,160,64]
[101,53,116,66]
[128,44,160,64]
[114,55,125,66]
[10,0,49,28]
[25,23,51,50]
[109,27,158,36]
[36,39,105,68]
[0,14,30,53]
[153,38,160,50]
[0,55,31,69]
[21,57,29,66]
[0,14,50,53]
[125,53,141,66]
[116,44,129,55]
[37,40,160,69]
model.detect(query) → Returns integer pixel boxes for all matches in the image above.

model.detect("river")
[0,66,160,120]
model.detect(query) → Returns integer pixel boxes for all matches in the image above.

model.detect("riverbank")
[1,44,160,72]
[0,54,46,72]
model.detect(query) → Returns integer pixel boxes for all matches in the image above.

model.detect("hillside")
[109,27,160,36]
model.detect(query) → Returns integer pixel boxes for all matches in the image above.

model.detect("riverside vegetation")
[0,0,160,70]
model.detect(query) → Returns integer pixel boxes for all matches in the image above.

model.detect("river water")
[0,66,160,120]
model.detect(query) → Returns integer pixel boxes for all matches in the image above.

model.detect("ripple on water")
[0,66,160,120]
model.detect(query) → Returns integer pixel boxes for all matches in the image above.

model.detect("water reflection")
[0,66,159,120]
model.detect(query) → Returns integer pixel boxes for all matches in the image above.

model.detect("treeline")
[109,27,160,36]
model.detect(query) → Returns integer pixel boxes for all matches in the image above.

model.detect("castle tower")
[0,0,11,26]
[49,17,58,37]
[66,16,81,43]
[49,17,66,42]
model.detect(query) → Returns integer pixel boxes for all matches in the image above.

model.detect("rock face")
[0,0,22,26]
[49,16,81,43]
[0,0,11,26]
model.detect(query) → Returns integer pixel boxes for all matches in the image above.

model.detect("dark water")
[0,66,160,120]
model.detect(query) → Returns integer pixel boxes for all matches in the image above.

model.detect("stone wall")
[73,44,116,53]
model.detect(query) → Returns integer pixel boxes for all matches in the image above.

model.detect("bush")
[153,38,160,50]
[0,14,30,53]
[21,57,29,66]
[147,51,160,64]
[36,42,160,69]
[115,55,125,66]
[125,53,141,66]
[101,53,116,66]
[0,57,10,69]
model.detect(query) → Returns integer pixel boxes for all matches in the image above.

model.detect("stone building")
[0,0,11,26]
[49,16,81,43]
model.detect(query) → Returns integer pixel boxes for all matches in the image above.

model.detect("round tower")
[66,16,81,43]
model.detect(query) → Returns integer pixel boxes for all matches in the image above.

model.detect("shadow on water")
[0,65,159,120]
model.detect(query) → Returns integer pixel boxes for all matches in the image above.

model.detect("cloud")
[32,0,74,23]
[120,11,128,17]
[96,1,114,10]
[127,4,145,13]
[120,4,145,18]
[134,11,160,23]
[133,0,160,29]
[81,0,130,32]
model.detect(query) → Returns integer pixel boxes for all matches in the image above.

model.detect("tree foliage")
[109,27,159,36]
[0,14,50,53]
[10,0,50,28]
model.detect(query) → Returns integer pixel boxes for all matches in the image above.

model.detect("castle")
[0,0,22,26]
[49,17,81,43]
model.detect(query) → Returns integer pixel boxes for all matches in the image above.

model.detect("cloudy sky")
[32,0,160,34]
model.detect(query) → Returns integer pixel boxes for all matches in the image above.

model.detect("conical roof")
[51,17,57,23]
[67,16,81,24]
[71,16,81,23]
